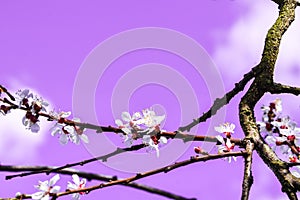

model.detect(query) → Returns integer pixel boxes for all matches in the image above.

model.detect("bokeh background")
[1,0,300,199]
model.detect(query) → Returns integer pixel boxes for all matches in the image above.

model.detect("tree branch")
[1,165,192,200]
[269,83,300,95]
[6,144,146,179]
[52,151,247,198]
[7,132,244,179]
[0,93,243,146]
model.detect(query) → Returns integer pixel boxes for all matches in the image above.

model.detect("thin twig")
[6,144,146,179]
[178,64,263,132]
[8,132,244,179]
[241,140,254,200]
[0,85,16,101]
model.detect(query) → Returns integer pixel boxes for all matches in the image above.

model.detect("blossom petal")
[215,135,224,144]
[22,116,27,126]
[121,112,131,122]
[60,111,71,118]
[36,181,49,191]
[49,174,60,186]
[228,157,232,163]
[124,136,133,147]
[31,191,45,200]
[233,156,237,162]
[31,123,40,133]
[59,134,69,145]
[265,135,276,144]
[229,123,235,133]
[214,126,223,133]
[72,193,81,200]
[122,127,132,135]
[291,171,300,178]
[159,136,168,144]
[80,134,89,143]
[71,134,80,145]
[64,126,75,134]
[67,182,78,190]
[22,89,30,97]
[50,185,61,193]
[154,115,165,124]
[132,112,141,120]
[115,119,123,126]
[154,145,160,157]
[72,174,80,185]
[142,135,151,143]
[42,101,49,107]
[50,125,62,136]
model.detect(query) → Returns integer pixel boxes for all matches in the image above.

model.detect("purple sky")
[0,1,300,199]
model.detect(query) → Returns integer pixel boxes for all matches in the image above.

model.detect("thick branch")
[239,1,300,199]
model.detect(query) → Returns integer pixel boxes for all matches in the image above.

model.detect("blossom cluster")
[0,88,89,145]
[194,122,237,163]
[21,174,87,200]
[215,123,237,163]
[16,89,48,133]
[257,99,300,176]
[115,108,167,157]
[50,111,89,145]
[1,88,170,152]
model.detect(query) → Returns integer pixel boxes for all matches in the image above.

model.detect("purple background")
[1,0,300,199]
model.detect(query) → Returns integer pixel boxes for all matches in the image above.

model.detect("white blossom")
[214,122,235,138]
[50,112,88,145]
[143,135,167,157]
[115,107,165,150]
[67,174,87,200]
[31,174,60,200]
[15,89,33,108]
[215,135,236,163]
[22,112,40,133]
